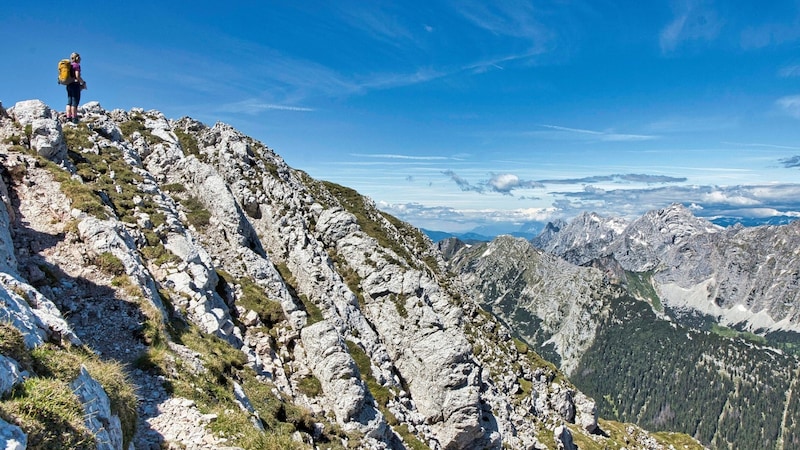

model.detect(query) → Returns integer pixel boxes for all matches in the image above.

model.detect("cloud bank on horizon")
[4,1,800,234]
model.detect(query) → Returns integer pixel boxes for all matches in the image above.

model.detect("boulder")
[9,100,66,161]
[0,417,26,450]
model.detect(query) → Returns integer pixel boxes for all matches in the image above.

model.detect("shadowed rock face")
[0,100,698,450]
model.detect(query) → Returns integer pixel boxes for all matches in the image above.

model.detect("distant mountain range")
[422,214,798,243]
[422,228,538,243]
[709,215,799,227]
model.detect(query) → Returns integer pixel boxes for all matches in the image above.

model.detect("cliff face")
[446,235,617,377]
[533,204,800,333]
[0,100,698,450]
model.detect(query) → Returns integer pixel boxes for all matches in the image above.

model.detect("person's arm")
[76,68,87,89]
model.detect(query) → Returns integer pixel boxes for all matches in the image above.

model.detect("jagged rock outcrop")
[70,366,126,450]
[533,203,800,332]
[531,212,627,266]
[0,100,703,450]
[6,100,67,161]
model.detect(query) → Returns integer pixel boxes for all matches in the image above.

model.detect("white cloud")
[539,124,658,142]
[659,1,723,53]
[777,95,800,118]
[779,65,800,78]
[219,99,315,114]
[454,1,550,43]
[381,201,558,232]
[489,173,520,192]
[379,182,800,235]
[700,191,760,206]
[352,153,451,161]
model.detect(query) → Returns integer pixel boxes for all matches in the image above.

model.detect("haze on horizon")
[4,1,800,235]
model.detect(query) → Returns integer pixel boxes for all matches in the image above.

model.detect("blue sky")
[4,1,800,234]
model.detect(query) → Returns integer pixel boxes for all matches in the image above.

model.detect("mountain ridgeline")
[444,205,800,449]
[0,99,706,450]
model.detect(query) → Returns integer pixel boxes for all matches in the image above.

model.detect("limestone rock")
[0,176,18,276]
[0,273,80,347]
[0,355,22,397]
[70,366,125,450]
[8,100,66,161]
[300,321,371,423]
[0,417,26,450]
[0,101,702,450]
[554,424,576,450]
[533,203,800,333]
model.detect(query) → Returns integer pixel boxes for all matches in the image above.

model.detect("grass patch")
[299,294,324,324]
[391,294,408,318]
[118,113,163,145]
[345,340,392,407]
[710,324,767,345]
[513,337,529,355]
[568,419,705,450]
[297,374,322,398]
[139,230,180,265]
[182,196,211,229]
[0,378,95,450]
[0,342,140,450]
[625,271,662,312]
[161,182,186,193]
[94,251,125,275]
[236,276,286,327]
[62,125,93,151]
[174,129,200,157]
[0,323,32,368]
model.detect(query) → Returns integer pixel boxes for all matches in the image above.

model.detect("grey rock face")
[0,273,81,347]
[8,100,67,161]
[0,175,18,276]
[0,416,26,450]
[448,235,613,376]
[70,366,125,450]
[532,212,627,266]
[0,355,22,397]
[300,321,370,423]
[534,203,800,332]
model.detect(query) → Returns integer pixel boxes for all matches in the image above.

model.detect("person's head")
[70,52,81,63]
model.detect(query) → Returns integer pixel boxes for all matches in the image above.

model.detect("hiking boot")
[71,117,79,124]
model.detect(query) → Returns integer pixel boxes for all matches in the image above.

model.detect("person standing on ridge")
[65,52,86,123]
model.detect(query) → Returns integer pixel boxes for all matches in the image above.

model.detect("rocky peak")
[532,212,628,266]
[531,200,800,333]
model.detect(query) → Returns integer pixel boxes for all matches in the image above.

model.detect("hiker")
[65,52,86,123]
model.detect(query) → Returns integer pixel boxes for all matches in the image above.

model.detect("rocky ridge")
[0,99,702,450]
[533,204,800,333]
